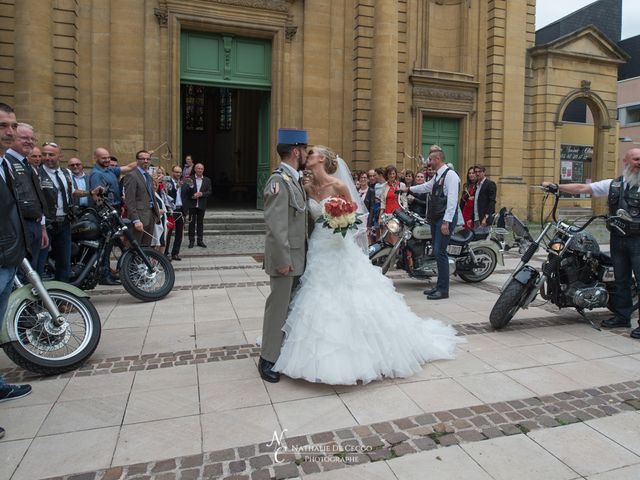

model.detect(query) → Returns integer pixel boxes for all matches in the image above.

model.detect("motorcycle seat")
[450,229,474,243]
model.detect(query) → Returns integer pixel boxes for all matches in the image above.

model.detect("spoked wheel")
[3,290,101,375]
[120,248,175,302]
[458,246,498,283]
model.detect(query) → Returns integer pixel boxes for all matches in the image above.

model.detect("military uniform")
[261,162,307,363]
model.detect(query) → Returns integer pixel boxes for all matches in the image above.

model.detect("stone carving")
[413,86,473,101]
[154,7,168,26]
[285,25,298,41]
[581,80,591,91]
[201,0,293,12]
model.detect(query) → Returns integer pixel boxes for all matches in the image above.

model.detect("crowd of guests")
[0,102,211,287]
[351,151,496,244]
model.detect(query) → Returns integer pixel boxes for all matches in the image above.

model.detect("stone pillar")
[14,0,55,138]
[370,0,398,167]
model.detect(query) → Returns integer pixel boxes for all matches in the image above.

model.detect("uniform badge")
[270,181,280,194]
[281,173,290,182]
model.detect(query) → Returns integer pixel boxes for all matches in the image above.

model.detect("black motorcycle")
[47,195,175,302]
[490,184,638,330]
[369,206,503,283]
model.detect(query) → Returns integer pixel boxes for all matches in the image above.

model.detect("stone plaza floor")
[1,251,640,480]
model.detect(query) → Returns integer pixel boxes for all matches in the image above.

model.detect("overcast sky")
[536,0,640,39]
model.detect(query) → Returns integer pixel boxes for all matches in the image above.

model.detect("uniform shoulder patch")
[270,181,280,195]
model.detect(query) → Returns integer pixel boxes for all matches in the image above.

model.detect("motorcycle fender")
[1,282,90,343]
[513,265,539,286]
[368,241,394,259]
[470,239,504,266]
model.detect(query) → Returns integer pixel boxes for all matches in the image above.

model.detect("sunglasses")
[42,141,59,148]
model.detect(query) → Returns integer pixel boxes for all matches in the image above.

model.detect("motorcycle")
[47,194,175,302]
[368,201,503,283]
[2,259,101,375]
[490,184,638,330]
[482,207,534,255]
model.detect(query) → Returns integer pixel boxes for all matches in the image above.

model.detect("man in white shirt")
[405,149,460,300]
[164,165,185,260]
[543,148,640,339]
[68,157,89,207]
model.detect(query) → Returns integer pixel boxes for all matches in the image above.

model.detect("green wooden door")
[256,93,271,210]
[422,117,460,170]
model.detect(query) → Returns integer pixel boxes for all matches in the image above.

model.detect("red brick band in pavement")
[43,378,640,480]
[0,315,590,383]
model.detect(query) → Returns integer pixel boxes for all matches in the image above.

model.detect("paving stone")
[335,429,355,440]
[345,453,370,465]
[434,411,455,422]
[229,460,246,473]
[310,431,334,444]
[555,413,580,425]
[452,419,472,429]
[127,463,150,475]
[507,400,527,409]
[469,415,491,428]
[250,470,271,480]
[413,437,437,451]
[102,467,124,480]
[68,473,97,480]
[500,424,522,436]
[238,446,256,458]
[415,413,437,425]
[470,404,492,414]
[438,434,460,446]
[203,464,223,477]
[210,449,237,462]
[179,469,201,480]
[383,432,409,445]
[457,429,486,442]
[537,415,560,428]
[450,407,474,418]
[273,463,300,479]
[393,418,418,430]
[152,460,177,473]
[391,442,416,457]
[517,420,539,433]
[248,455,272,470]
[491,402,513,413]
[371,422,394,435]
[361,435,385,449]
[352,426,372,437]
[300,461,321,474]
[482,427,504,439]
[367,447,393,462]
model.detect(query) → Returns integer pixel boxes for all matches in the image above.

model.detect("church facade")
[0,0,626,215]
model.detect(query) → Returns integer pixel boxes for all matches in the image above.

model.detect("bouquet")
[316,196,363,237]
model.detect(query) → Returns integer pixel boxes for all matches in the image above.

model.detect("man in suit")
[259,128,308,383]
[181,155,194,179]
[0,103,33,424]
[474,165,497,232]
[123,150,159,246]
[4,122,49,272]
[183,163,211,248]
[164,165,185,260]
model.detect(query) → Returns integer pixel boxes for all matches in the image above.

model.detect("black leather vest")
[4,152,45,221]
[426,168,450,224]
[608,175,640,236]
[0,175,28,266]
[39,167,73,222]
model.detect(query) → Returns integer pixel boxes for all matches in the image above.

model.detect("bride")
[272,145,464,385]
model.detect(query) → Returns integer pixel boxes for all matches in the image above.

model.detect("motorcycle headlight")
[386,218,401,233]
[549,241,564,252]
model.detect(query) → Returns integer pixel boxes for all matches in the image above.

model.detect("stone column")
[370,0,398,167]
[14,0,55,137]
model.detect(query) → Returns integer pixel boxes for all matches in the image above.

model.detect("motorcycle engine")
[565,282,609,309]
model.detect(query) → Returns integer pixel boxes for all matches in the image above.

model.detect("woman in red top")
[460,167,477,230]
[379,165,405,219]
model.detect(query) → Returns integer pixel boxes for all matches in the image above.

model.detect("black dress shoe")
[427,291,449,300]
[423,288,438,295]
[188,242,194,248]
[172,254,182,261]
[258,357,280,383]
[99,276,121,286]
[631,326,640,339]
[197,242,207,248]
[601,317,631,329]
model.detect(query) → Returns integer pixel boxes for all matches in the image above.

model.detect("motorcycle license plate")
[447,245,462,255]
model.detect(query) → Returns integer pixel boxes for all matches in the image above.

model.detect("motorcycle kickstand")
[576,308,601,331]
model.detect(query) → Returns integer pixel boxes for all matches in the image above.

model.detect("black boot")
[601,317,631,329]
[258,357,280,383]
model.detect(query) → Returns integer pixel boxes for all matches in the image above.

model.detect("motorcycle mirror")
[616,209,633,222]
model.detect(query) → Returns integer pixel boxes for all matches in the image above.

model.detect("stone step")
[203,216,264,225]
[201,222,265,231]
[203,229,266,236]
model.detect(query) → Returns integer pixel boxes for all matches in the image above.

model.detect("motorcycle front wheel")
[370,248,394,275]
[458,246,497,283]
[3,290,101,375]
[489,280,529,330]
[120,248,175,302]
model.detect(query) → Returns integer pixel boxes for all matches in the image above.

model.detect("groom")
[259,128,309,383]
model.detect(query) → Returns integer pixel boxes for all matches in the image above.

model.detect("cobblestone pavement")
[1,252,640,480]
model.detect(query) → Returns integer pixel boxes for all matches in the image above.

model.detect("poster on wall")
[561,160,573,180]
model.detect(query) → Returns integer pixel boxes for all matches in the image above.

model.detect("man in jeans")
[0,103,33,438]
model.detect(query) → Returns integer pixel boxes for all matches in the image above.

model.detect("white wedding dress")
[272,198,465,385]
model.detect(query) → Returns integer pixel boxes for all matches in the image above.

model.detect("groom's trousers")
[262,274,300,363]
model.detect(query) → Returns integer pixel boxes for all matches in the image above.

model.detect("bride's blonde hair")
[313,145,338,174]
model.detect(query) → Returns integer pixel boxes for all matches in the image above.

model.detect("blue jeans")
[0,266,16,388]
[48,220,72,283]
[609,234,640,323]
[430,213,458,295]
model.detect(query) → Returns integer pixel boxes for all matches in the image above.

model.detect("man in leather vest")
[405,148,460,300]
[4,122,49,272]
[0,103,33,427]
[543,148,640,339]
[259,128,308,383]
